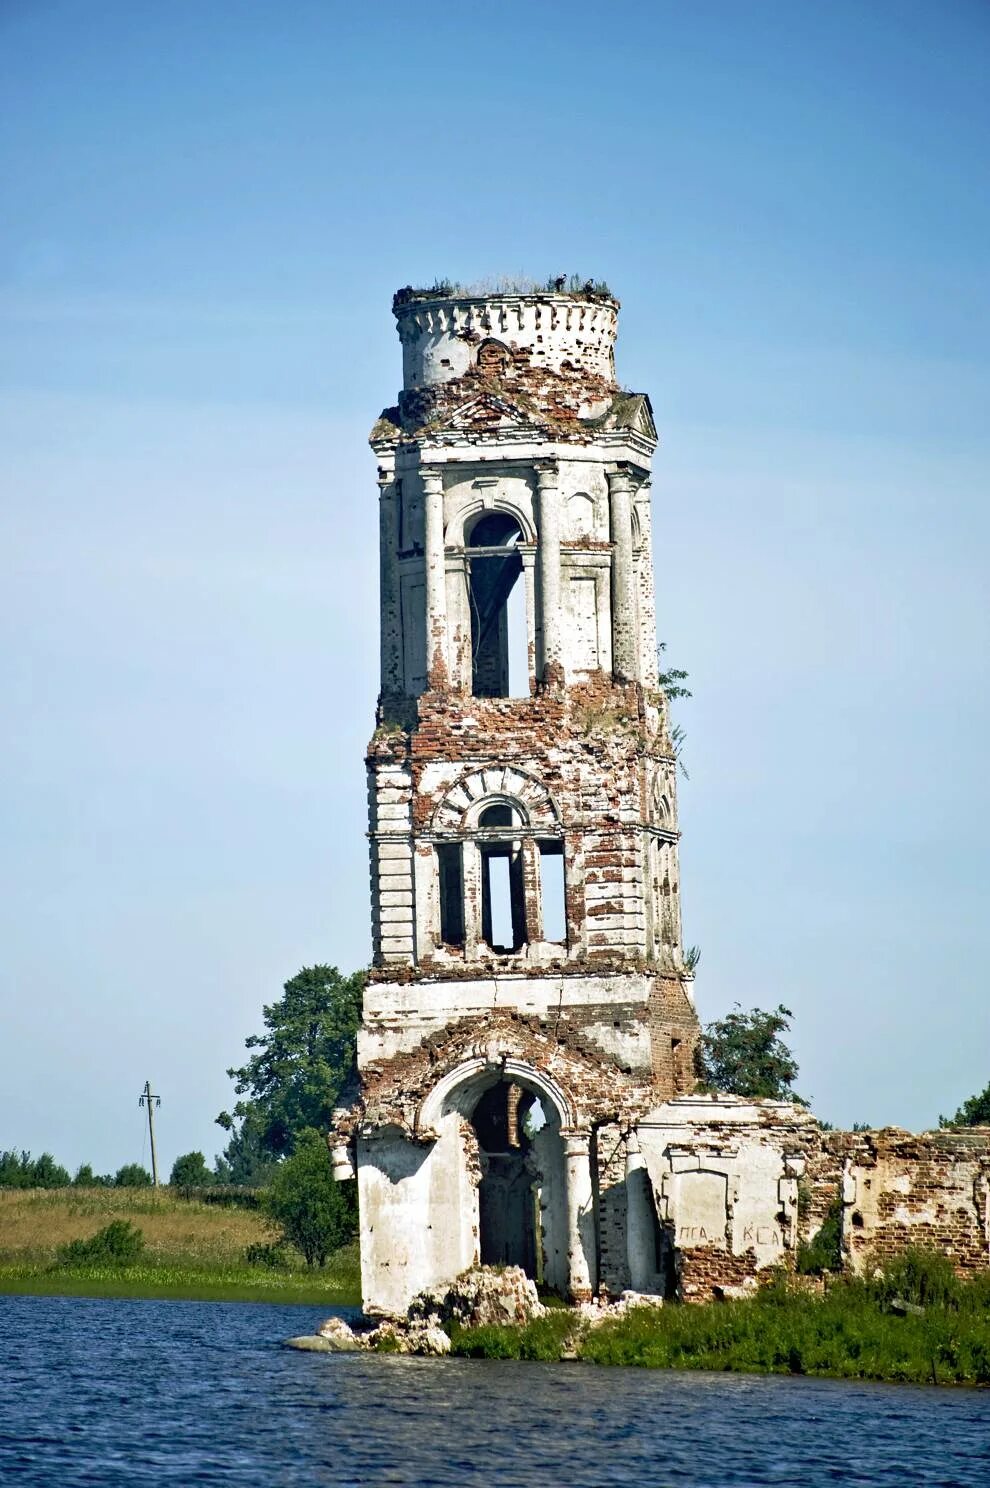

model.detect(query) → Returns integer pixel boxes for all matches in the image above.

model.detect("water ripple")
[0,1296,985,1487]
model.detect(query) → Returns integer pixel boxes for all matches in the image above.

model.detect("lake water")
[0,1296,986,1487]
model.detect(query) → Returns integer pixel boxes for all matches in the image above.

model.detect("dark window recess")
[437,843,464,947]
[538,840,566,942]
[467,513,526,698]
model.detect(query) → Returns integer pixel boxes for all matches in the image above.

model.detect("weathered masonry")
[334,284,699,1315]
[332,283,990,1316]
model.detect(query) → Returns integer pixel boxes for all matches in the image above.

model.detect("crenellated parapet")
[392,291,619,390]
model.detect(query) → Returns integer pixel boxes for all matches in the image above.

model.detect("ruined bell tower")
[338,282,701,1315]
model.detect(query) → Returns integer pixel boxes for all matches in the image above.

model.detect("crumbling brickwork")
[822,1128,990,1277]
[331,283,990,1317]
[618,1102,990,1302]
[342,285,700,1315]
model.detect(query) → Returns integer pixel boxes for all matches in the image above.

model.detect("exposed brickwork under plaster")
[345,285,701,1314]
[623,1102,990,1302]
[330,284,990,1318]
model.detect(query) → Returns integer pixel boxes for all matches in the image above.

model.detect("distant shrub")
[244,1241,292,1270]
[169,1152,213,1187]
[259,1129,354,1267]
[868,1246,960,1310]
[176,1186,261,1209]
[113,1163,153,1188]
[58,1220,146,1267]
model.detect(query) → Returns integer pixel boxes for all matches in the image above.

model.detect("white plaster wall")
[395,296,618,390]
[636,1098,813,1271]
[357,1113,479,1316]
[442,470,536,546]
[359,971,655,1067]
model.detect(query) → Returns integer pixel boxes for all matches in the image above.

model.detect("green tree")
[260,1128,354,1266]
[0,1151,73,1188]
[939,1080,990,1129]
[30,1153,71,1188]
[0,1148,32,1184]
[213,1118,279,1187]
[169,1151,213,1187]
[73,1164,112,1187]
[218,964,365,1159]
[114,1162,153,1187]
[695,1003,802,1100]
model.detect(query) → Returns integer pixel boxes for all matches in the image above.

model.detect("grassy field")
[0,1188,361,1304]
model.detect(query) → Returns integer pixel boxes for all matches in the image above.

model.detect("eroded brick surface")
[336,285,988,1317]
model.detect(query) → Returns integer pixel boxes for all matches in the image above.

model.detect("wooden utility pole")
[138,1080,161,1187]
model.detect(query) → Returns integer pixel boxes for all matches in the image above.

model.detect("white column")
[462,840,482,960]
[378,473,402,693]
[536,462,562,683]
[624,1130,656,1292]
[421,466,448,689]
[563,1130,595,1300]
[608,466,638,683]
[521,550,537,694]
[635,482,660,689]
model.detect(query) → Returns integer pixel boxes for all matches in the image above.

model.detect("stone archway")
[418,1057,589,1298]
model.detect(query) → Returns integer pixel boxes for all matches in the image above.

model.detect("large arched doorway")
[419,1059,571,1294]
[470,1079,548,1276]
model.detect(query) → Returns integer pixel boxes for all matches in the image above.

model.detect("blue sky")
[1,0,987,1172]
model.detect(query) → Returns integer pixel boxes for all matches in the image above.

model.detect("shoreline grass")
[0,1255,361,1305]
[0,1187,361,1305]
[449,1278,990,1386]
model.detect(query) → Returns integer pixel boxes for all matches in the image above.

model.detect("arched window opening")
[538,840,567,943]
[470,1080,556,1279]
[476,338,511,376]
[467,513,527,698]
[436,842,464,948]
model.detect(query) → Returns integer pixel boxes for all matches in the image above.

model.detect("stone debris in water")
[284,1268,678,1357]
[406,1265,546,1329]
[285,1266,546,1356]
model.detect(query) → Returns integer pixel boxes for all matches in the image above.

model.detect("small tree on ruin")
[695,1003,802,1101]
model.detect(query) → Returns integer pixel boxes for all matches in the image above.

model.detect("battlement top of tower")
[391,278,620,391]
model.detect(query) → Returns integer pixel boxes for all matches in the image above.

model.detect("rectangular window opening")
[506,573,529,698]
[481,845,526,952]
[437,843,464,948]
[538,840,567,943]
[469,551,525,698]
[483,850,513,951]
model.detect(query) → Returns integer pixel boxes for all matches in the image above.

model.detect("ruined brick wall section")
[381,685,687,972]
[647,976,701,1092]
[823,1129,990,1277]
[629,1109,990,1304]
